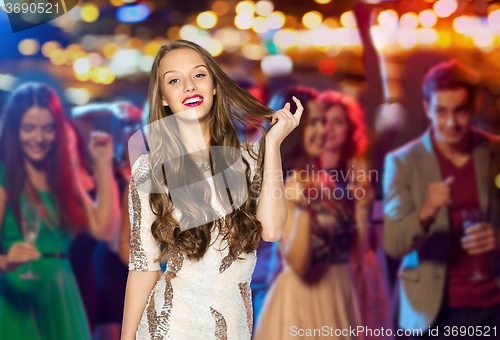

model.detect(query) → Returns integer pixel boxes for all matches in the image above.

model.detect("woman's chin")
[24,153,47,163]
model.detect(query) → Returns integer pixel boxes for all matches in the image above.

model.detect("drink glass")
[19,203,40,280]
[462,208,486,281]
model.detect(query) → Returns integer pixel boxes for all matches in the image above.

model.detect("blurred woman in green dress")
[0,83,119,339]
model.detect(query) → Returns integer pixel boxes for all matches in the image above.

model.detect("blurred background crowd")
[0,0,500,339]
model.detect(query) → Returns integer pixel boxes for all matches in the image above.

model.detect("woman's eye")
[44,126,56,133]
[169,79,179,84]
[195,73,205,78]
[21,126,34,133]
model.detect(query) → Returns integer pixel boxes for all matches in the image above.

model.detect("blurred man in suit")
[383,59,500,339]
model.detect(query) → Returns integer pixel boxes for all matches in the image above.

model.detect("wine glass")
[461,208,487,281]
[19,202,40,280]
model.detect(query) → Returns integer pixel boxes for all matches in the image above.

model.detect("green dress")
[0,161,91,340]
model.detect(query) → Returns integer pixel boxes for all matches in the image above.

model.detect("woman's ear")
[213,87,216,96]
[162,96,168,106]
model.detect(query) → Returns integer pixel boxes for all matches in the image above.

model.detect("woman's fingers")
[273,110,293,127]
[292,96,304,123]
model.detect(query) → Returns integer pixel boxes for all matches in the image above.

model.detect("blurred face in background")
[323,105,349,151]
[303,100,326,157]
[424,87,474,146]
[19,106,56,163]
[159,48,216,121]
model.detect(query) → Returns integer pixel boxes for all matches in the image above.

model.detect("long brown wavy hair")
[145,40,274,262]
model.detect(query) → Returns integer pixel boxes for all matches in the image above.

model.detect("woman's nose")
[34,129,44,142]
[184,80,197,92]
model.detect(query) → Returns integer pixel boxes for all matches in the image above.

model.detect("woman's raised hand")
[266,96,303,145]
[88,131,114,165]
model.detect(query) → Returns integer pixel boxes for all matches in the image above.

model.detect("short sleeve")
[128,154,161,271]
[240,140,262,206]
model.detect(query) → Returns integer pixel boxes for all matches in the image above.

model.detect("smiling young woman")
[121,40,304,340]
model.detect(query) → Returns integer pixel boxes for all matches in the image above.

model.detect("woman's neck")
[24,158,49,190]
[321,148,342,170]
[177,117,211,162]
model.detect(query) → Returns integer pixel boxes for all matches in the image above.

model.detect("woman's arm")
[257,97,304,242]
[80,132,120,241]
[121,270,158,340]
[348,157,374,262]
[121,154,162,339]
[279,179,312,275]
[256,138,288,242]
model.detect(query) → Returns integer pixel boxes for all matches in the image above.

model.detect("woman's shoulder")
[130,154,152,188]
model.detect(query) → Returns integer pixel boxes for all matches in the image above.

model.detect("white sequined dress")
[128,141,261,340]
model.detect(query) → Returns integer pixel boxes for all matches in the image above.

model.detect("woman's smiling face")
[159,48,216,120]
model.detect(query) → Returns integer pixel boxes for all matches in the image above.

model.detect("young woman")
[320,90,391,339]
[0,83,119,339]
[254,87,364,340]
[121,40,302,339]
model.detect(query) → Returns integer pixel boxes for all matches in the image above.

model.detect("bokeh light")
[252,16,269,34]
[212,1,230,16]
[319,59,336,74]
[236,1,256,15]
[41,41,61,57]
[433,0,458,18]
[82,3,99,23]
[255,1,273,16]
[488,10,500,30]
[397,28,418,49]
[116,4,150,23]
[400,12,418,29]
[235,13,254,30]
[341,11,357,29]
[73,57,91,75]
[266,11,285,30]
[18,39,40,56]
[261,54,292,76]
[419,10,438,28]
[64,88,90,105]
[241,43,267,60]
[197,11,218,29]
[303,11,322,29]
[417,28,439,45]
[378,10,398,29]
[110,0,125,6]
[473,28,494,48]
[273,29,297,49]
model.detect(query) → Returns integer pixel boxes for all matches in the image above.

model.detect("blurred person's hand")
[88,131,113,165]
[462,223,500,255]
[3,242,40,272]
[419,176,454,229]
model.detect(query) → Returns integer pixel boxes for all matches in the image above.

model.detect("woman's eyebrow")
[163,65,208,79]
